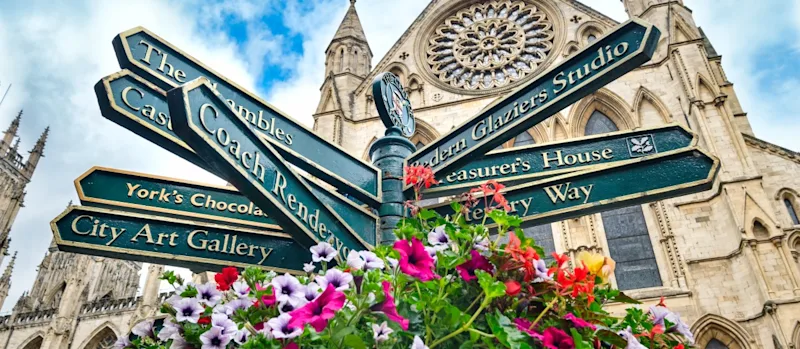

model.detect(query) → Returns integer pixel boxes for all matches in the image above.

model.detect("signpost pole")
[369,126,414,245]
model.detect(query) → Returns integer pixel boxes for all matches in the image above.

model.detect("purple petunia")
[533,259,552,282]
[211,314,237,335]
[199,326,232,349]
[272,273,305,305]
[359,251,385,270]
[174,297,204,323]
[113,336,132,349]
[230,281,250,299]
[131,319,155,338]
[618,327,648,349]
[316,268,353,292]
[223,298,252,315]
[650,306,694,344]
[346,250,366,270]
[372,321,393,343]
[427,225,450,250]
[268,313,303,339]
[303,262,316,273]
[303,282,321,302]
[157,318,181,341]
[196,282,223,306]
[232,329,249,345]
[310,242,338,262]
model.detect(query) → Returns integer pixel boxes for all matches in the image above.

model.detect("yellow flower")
[577,251,616,283]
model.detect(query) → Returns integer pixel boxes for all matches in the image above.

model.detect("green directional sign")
[94,73,379,245]
[405,19,660,189]
[51,206,307,273]
[425,124,695,197]
[428,148,719,228]
[112,27,382,208]
[168,78,372,258]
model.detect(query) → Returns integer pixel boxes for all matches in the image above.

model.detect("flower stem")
[430,301,488,348]
[468,328,495,338]
[529,297,559,330]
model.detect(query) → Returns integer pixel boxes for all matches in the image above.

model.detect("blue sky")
[0,0,798,313]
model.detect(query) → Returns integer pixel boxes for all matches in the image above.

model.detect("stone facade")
[1,0,799,348]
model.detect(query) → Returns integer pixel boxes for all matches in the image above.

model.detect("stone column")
[129,264,165,327]
[369,127,415,244]
[41,256,91,349]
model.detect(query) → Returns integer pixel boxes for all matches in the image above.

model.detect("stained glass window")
[513,131,535,147]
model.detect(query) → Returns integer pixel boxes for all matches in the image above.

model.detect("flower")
[131,319,154,338]
[372,321,393,343]
[533,259,552,282]
[564,313,596,329]
[405,165,439,189]
[577,251,616,283]
[224,298,252,315]
[196,282,223,306]
[543,327,574,349]
[211,313,238,335]
[279,300,299,314]
[214,267,239,291]
[199,325,232,349]
[113,336,132,349]
[394,237,438,281]
[232,330,249,345]
[273,273,305,305]
[347,250,366,270]
[171,337,190,349]
[174,297,204,323]
[288,284,346,332]
[370,281,409,330]
[303,282,321,302]
[425,246,439,263]
[456,250,494,282]
[198,316,211,325]
[359,251,385,270]
[505,280,521,296]
[316,268,353,292]
[471,180,510,211]
[268,314,303,339]
[513,318,543,340]
[411,336,429,349]
[473,236,490,252]
[157,318,181,341]
[231,281,250,299]
[618,327,648,349]
[650,305,694,344]
[427,225,450,249]
[303,262,316,273]
[386,257,398,269]
[310,242,338,262]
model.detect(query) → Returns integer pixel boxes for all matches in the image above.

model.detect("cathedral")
[0,0,798,348]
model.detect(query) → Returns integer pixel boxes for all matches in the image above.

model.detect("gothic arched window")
[587,34,597,43]
[784,198,800,225]
[585,111,662,290]
[338,48,345,72]
[513,131,535,147]
[705,339,729,349]
[21,337,43,349]
[86,327,117,349]
[416,141,425,150]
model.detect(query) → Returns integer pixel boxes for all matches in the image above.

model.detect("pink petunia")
[564,313,596,330]
[288,284,345,332]
[370,281,409,330]
[393,238,438,281]
[514,318,543,340]
[543,327,574,349]
[455,250,493,282]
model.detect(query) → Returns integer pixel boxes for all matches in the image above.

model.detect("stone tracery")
[425,0,555,91]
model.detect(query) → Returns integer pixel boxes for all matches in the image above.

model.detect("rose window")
[425,0,555,91]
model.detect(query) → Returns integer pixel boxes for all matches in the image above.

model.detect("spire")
[698,27,720,59]
[1,110,21,154]
[1,251,15,283]
[31,126,48,155]
[329,0,370,51]
[10,137,20,154]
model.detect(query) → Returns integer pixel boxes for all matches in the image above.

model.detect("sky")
[0,0,797,313]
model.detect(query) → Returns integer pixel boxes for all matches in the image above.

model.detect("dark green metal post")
[369,126,414,245]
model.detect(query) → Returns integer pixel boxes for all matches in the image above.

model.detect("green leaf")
[418,209,438,220]
[486,310,530,349]
[332,326,356,342]
[570,328,592,349]
[596,329,627,348]
[611,292,641,304]
[343,334,366,349]
[460,341,478,349]
[477,270,506,300]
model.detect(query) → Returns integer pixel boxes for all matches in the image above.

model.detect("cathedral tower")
[314,0,372,145]
[0,251,16,309]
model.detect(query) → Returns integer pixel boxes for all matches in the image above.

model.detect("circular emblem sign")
[372,72,415,137]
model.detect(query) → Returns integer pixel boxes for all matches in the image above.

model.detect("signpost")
[425,124,696,197]
[112,27,382,208]
[167,78,372,259]
[94,73,379,245]
[405,19,661,189]
[51,206,307,273]
[427,148,719,228]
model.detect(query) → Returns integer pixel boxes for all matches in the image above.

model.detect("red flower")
[394,237,438,281]
[503,234,540,282]
[471,180,511,212]
[370,281,409,330]
[254,283,276,307]
[675,344,685,349]
[543,327,575,349]
[658,296,667,307]
[284,343,299,349]
[505,280,521,296]
[215,267,239,291]
[456,250,493,282]
[197,316,211,325]
[404,166,439,188]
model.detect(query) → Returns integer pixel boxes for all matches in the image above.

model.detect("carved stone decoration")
[424,0,555,92]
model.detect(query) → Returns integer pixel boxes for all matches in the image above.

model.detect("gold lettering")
[71,215,93,235]
[187,230,208,250]
[121,87,144,111]
[130,224,155,244]
[199,103,218,135]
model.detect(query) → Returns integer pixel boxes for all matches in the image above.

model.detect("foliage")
[117,166,694,349]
